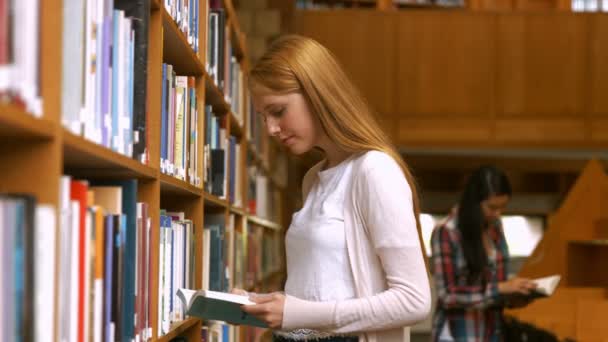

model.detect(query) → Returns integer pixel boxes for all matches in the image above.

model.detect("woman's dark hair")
[457,165,512,283]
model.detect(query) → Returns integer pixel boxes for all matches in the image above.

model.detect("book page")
[532,275,561,296]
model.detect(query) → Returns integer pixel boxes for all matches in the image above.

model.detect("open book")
[177,289,268,328]
[530,274,561,297]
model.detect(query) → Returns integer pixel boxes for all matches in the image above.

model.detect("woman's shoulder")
[432,214,459,242]
[352,150,403,179]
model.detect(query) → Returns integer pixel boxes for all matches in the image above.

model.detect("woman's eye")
[272,108,285,117]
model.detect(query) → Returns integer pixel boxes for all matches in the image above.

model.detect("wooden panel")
[495,119,586,142]
[576,300,608,342]
[294,10,396,115]
[397,12,494,117]
[591,119,608,141]
[567,241,608,287]
[398,118,491,143]
[590,14,608,116]
[496,14,588,116]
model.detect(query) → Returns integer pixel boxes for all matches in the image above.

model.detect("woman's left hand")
[241,292,286,329]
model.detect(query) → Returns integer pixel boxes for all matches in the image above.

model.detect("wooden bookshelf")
[156,318,201,342]
[248,215,283,231]
[63,129,158,179]
[0,0,289,341]
[160,6,205,76]
[160,173,203,197]
[204,192,230,209]
[0,106,56,140]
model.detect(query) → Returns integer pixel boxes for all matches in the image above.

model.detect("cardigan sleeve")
[281,152,432,333]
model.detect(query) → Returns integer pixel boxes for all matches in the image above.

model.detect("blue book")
[176,289,268,328]
[90,180,137,342]
[104,215,114,342]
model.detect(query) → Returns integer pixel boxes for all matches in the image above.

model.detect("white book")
[83,210,93,342]
[202,229,211,291]
[84,0,99,141]
[157,219,165,337]
[69,201,80,342]
[57,176,72,342]
[176,289,267,328]
[35,205,56,342]
[13,0,39,116]
[531,274,561,297]
[61,0,85,134]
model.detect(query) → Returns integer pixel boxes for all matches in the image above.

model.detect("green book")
[177,289,268,328]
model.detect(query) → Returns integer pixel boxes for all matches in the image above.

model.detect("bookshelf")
[0,0,288,341]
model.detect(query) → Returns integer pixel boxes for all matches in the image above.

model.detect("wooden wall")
[294,10,608,149]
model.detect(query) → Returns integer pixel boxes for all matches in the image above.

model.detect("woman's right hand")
[498,277,537,295]
[230,288,249,296]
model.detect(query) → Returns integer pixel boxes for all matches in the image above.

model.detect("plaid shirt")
[430,210,509,342]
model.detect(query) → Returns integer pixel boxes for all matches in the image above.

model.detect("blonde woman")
[234,35,431,342]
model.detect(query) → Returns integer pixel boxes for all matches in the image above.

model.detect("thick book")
[530,275,561,298]
[176,289,268,328]
[508,274,561,303]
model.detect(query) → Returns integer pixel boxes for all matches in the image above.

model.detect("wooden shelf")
[156,317,200,342]
[62,129,157,179]
[160,173,202,197]
[223,0,248,61]
[203,72,230,114]
[247,215,282,231]
[570,239,608,246]
[229,205,247,216]
[229,112,244,138]
[204,192,229,209]
[161,7,204,76]
[0,105,56,140]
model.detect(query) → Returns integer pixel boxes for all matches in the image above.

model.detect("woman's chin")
[287,142,310,155]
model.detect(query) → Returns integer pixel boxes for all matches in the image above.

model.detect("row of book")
[0,195,53,342]
[158,211,197,336]
[203,104,244,208]
[199,215,283,296]
[164,0,200,52]
[247,162,284,223]
[160,64,201,186]
[0,0,42,116]
[572,0,608,11]
[200,322,265,342]
[59,177,153,342]
[61,0,150,163]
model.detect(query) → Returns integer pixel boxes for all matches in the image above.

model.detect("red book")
[70,180,88,342]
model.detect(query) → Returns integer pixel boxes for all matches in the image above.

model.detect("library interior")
[0,0,607,341]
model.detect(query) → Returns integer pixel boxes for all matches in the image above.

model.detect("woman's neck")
[316,136,352,170]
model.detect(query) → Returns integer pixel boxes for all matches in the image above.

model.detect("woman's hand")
[230,288,249,296]
[498,277,537,295]
[241,292,285,329]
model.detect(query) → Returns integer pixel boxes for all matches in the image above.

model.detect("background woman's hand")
[241,292,285,329]
[498,277,537,295]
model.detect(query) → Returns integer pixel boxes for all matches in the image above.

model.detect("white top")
[284,156,357,302]
[281,151,432,342]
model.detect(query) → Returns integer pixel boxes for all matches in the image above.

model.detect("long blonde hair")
[250,35,424,248]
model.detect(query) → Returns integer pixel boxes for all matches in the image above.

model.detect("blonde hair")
[250,35,424,249]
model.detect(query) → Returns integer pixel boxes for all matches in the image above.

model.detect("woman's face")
[481,194,510,223]
[252,91,323,155]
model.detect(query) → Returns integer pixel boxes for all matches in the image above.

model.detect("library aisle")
[0,0,289,341]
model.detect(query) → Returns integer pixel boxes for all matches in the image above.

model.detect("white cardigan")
[281,151,432,342]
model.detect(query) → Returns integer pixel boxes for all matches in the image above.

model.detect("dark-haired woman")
[430,165,537,341]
